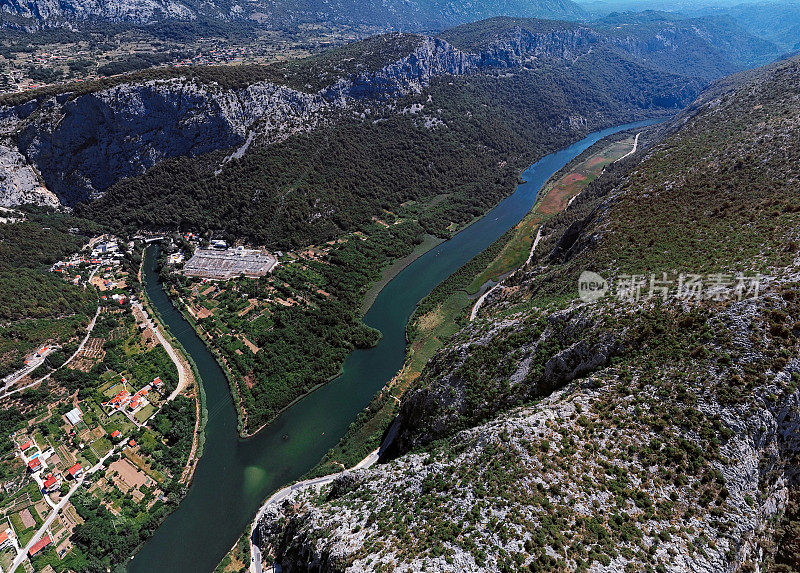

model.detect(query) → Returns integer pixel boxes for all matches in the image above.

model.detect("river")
[131,120,660,572]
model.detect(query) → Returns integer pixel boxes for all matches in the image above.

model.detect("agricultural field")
[0,245,198,572]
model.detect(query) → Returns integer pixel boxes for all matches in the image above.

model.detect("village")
[0,235,198,572]
[0,23,356,95]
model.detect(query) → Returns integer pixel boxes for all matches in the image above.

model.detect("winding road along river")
[131,120,659,573]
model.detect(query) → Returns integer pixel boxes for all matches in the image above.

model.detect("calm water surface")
[130,120,660,572]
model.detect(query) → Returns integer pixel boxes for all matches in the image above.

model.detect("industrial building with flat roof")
[183,247,277,280]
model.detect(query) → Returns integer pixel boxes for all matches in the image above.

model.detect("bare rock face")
[0,0,196,24]
[0,23,712,207]
[256,291,800,573]
[0,0,586,29]
[3,78,328,204]
[0,143,58,207]
[382,306,622,458]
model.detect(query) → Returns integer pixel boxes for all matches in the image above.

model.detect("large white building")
[65,407,83,426]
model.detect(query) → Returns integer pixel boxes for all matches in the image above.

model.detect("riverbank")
[133,121,663,573]
[137,251,207,486]
[360,233,443,316]
[304,126,651,479]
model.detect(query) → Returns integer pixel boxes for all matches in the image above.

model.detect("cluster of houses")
[102,376,164,420]
[51,235,127,279]
[100,293,128,305]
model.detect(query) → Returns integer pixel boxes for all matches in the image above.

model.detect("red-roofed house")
[68,463,83,478]
[43,474,59,491]
[28,534,51,557]
[110,430,121,439]
[128,439,137,447]
[20,441,32,451]
[27,458,41,471]
[0,530,10,550]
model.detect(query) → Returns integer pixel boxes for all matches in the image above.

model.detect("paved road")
[250,449,379,573]
[0,304,102,400]
[0,349,55,392]
[10,446,118,573]
[8,325,175,573]
[131,301,192,402]
[1,264,101,396]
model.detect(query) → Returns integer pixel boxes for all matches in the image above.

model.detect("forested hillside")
[84,50,698,250]
[72,15,739,248]
[0,210,98,377]
[255,54,800,573]
[56,16,745,433]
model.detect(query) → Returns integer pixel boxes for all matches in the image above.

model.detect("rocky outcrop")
[0,22,711,207]
[323,27,607,101]
[2,78,328,204]
[0,0,196,24]
[0,143,58,206]
[256,285,800,572]
[383,307,622,458]
[253,54,800,572]
[0,0,585,30]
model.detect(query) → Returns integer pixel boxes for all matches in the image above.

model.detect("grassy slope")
[258,55,800,573]
[307,131,639,477]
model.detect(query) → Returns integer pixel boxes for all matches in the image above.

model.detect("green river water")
[131,120,659,572]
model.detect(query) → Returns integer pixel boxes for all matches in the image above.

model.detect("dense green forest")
[0,210,100,377]
[0,209,98,319]
[85,50,691,250]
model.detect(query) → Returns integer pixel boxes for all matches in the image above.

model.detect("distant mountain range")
[0,14,778,209]
[696,1,800,52]
[0,0,586,30]
[579,1,800,54]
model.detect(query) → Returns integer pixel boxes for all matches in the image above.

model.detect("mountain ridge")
[0,0,586,30]
[252,52,800,572]
[0,15,774,211]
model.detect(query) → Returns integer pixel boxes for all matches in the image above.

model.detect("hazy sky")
[577,0,792,11]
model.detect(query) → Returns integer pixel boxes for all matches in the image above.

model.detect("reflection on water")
[131,120,662,573]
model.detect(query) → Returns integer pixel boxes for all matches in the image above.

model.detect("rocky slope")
[0,17,762,207]
[0,0,195,25]
[254,55,800,572]
[0,0,585,30]
[0,143,57,206]
[1,78,326,203]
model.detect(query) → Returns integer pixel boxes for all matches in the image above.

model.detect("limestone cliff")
[0,21,719,207]
[254,55,800,573]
